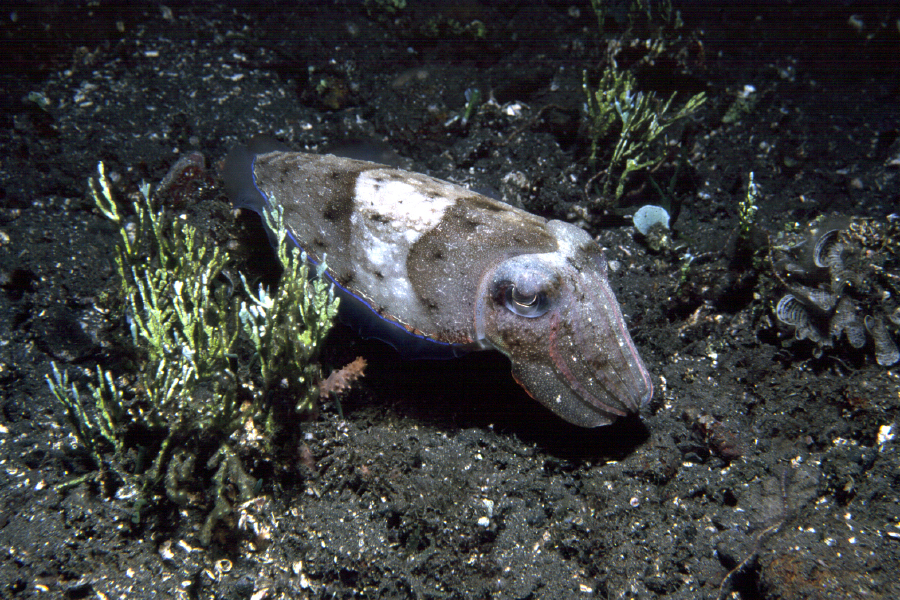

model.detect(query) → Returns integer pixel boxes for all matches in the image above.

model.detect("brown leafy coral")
[771,216,900,365]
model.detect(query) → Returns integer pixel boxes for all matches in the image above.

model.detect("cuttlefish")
[224,137,652,427]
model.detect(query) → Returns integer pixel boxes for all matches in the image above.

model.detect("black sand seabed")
[0,2,898,598]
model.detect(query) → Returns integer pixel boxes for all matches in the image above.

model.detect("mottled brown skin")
[404,196,557,343]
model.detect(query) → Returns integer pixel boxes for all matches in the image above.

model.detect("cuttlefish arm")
[224,138,652,427]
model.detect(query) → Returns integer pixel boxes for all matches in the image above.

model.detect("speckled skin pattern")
[225,141,652,427]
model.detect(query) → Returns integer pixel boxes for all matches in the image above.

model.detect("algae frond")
[583,66,706,202]
[739,172,761,242]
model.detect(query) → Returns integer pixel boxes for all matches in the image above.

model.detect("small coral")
[320,356,367,399]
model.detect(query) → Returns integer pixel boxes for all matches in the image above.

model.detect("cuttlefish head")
[475,221,653,427]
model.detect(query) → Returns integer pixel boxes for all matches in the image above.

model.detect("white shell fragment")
[633,205,670,235]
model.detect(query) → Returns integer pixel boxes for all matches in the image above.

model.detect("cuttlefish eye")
[491,258,560,318]
[504,285,549,317]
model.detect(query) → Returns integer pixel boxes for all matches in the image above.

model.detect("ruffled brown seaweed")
[772,217,899,365]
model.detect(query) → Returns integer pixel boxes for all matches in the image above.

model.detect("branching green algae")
[47,163,340,542]
[738,172,761,242]
[240,206,339,418]
[583,65,705,202]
